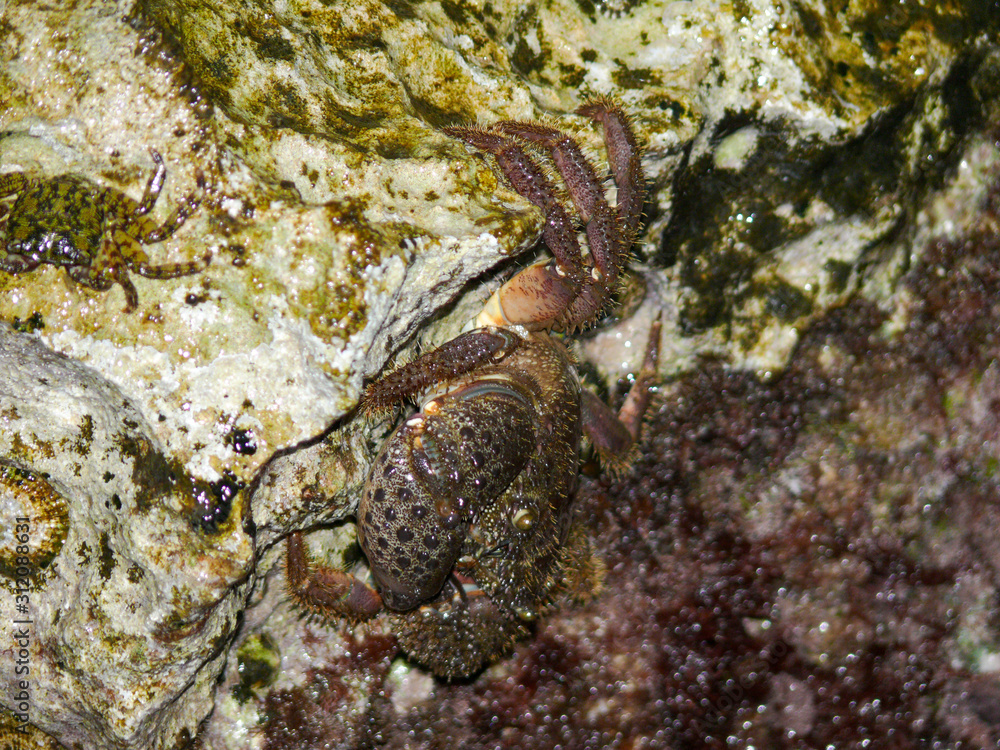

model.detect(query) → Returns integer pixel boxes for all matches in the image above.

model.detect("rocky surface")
[0,325,253,748]
[0,0,998,747]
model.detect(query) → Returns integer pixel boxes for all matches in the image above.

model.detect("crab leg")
[362,327,523,415]
[443,127,585,285]
[134,149,167,217]
[612,314,661,441]
[493,120,622,285]
[576,98,646,242]
[140,168,206,244]
[492,121,605,221]
[67,260,141,312]
[498,99,646,302]
[444,126,586,331]
[131,249,213,280]
[0,174,27,234]
[580,316,661,465]
[286,531,383,621]
[96,149,204,244]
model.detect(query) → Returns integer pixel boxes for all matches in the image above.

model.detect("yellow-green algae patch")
[0,463,70,580]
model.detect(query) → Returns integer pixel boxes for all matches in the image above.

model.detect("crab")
[0,149,208,312]
[286,98,659,679]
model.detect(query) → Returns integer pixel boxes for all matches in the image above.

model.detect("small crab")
[287,99,659,678]
[0,149,208,312]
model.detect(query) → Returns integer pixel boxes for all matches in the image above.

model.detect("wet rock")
[1,0,998,747]
[0,325,253,748]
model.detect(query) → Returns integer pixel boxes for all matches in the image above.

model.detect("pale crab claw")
[476,258,583,331]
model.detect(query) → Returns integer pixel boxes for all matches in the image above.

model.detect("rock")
[1,0,997,746]
[0,324,253,748]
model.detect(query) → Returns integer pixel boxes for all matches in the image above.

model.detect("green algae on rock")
[0,464,70,582]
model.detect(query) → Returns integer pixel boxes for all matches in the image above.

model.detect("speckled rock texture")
[0,325,253,748]
[1,0,999,747]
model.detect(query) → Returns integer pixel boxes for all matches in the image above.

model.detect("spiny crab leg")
[361,327,523,416]
[286,531,383,622]
[580,315,661,468]
[440,126,586,290]
[577,98,646,241]
[445,98,646,332]
[442,126,587,332]
[492,119,620,281]
[610,314,661,444]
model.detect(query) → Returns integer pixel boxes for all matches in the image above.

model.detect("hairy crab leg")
[576,98,646,242]
[493,120,622,285]
[498,100,647,331]
[492,121,605,222]
[580,315,661,466]
[362,327,523,415]
[444,125,587,331]
[285,531,383,621]
[442,126,585,286]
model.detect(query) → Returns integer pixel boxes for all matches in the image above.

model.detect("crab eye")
[511,507,536,531]
[434,497,462,529]
[514,604,537,621]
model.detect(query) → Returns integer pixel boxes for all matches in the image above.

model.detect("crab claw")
[476,258,585,331]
